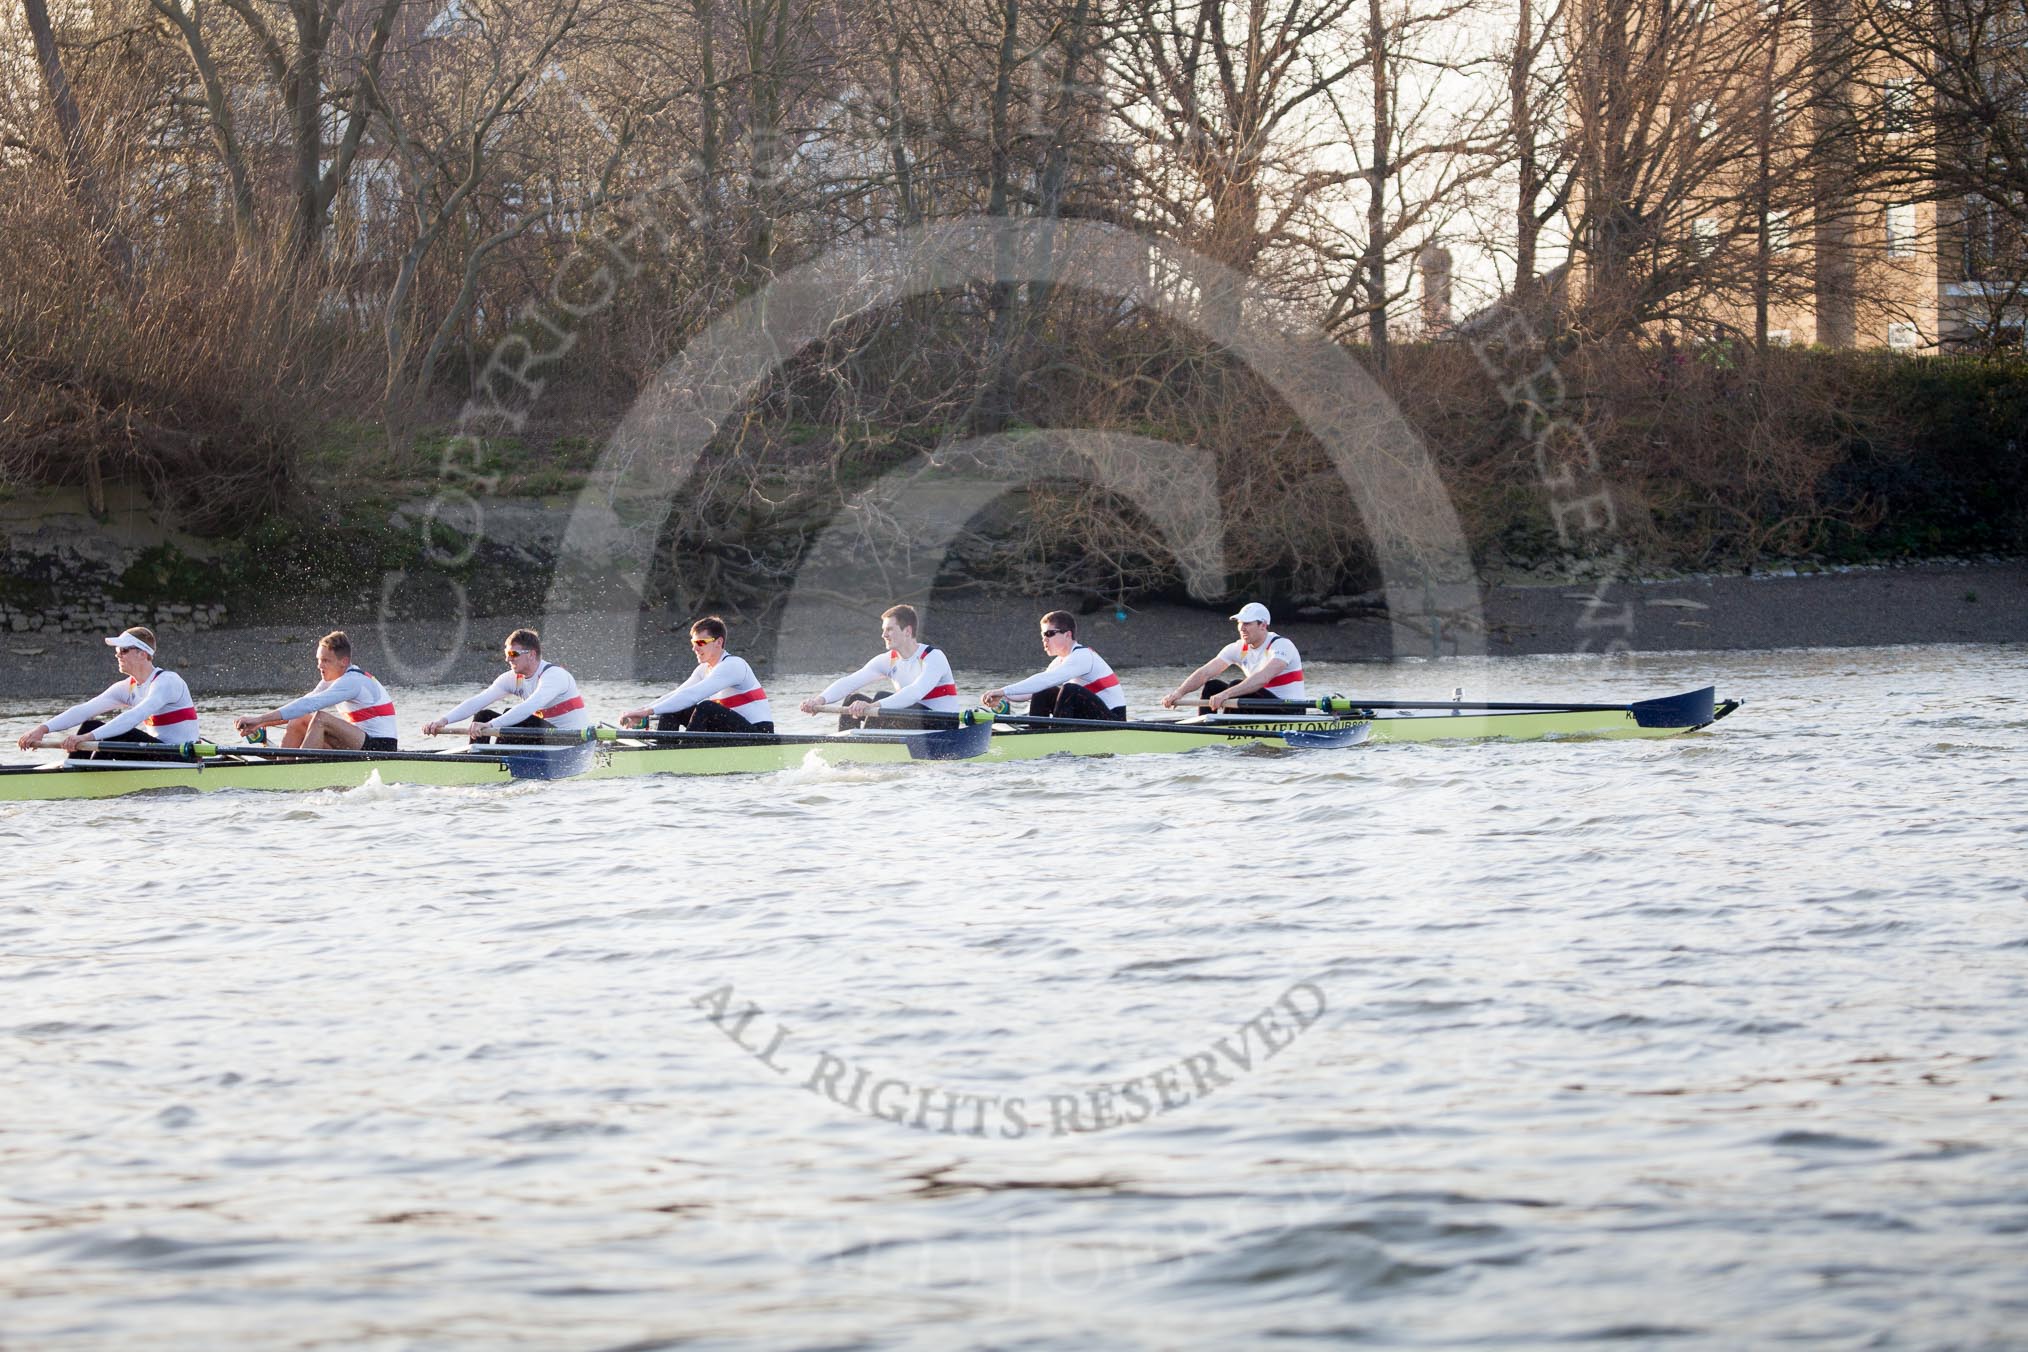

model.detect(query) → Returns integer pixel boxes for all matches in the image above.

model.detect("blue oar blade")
[903,721,994,760]
[500,744,598,780]
[1628,686,1717,729]
[1280,722,1370,749]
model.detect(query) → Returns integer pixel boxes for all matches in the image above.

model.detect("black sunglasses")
[1040,628,1069,638]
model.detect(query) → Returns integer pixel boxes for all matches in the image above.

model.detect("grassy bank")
[6,311,2025,618]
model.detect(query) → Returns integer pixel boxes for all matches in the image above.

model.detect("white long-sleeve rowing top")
[650,655,774,725]
[1213,633,1306,700]
[273,666,399,740]
[47,668,202,744]
[819,643,962,712]
[439,661,590,731]
[1000,643,1126,710]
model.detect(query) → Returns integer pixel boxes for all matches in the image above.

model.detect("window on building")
[1691,217,1720,258]
[1693,99,1717,139]
[1885,203,1917,258]
[1767,329,1793,346]
[1768,209,1793,252]
[1959,194,2022,281]
[1887,322,1921,351]
[1882,78,1917,135]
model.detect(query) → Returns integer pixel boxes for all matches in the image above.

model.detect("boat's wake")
[336,771,545,804]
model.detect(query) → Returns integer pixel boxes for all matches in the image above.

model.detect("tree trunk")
[1364,0,1390,366]
[1510,0,1537,308]
[288,0,327,265]
[23,0,136,290]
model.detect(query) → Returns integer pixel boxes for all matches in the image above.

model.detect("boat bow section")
[1629,686,1718,729]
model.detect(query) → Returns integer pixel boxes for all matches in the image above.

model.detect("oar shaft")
[196,743,547,765]
[1181,697,1641,714]
[605,725,976,748]
[845,706,1357,738]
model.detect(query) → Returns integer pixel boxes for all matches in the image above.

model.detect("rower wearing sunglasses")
[16,626,202,754]
[799,603,963,728]
[1160,602,1306,713]
[421,628,590,740]
[978,610,1127,721]
[617,615,775,734]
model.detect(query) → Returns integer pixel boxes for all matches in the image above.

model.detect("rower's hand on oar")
[798,695,826,715]
[1206,691,1232,712]
[843,699,875,720]
[17,724,50,750]
[618,708,652,728]
[421,719,449,736]
[1159,691,1183,709]
[233,715,265,736]
[59,733,92,753]
[979,689,1005,707]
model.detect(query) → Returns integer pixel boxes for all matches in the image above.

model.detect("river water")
[3,643,2024,1349]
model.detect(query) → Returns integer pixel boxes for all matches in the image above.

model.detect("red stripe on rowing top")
[347,701,396,723]
[718,686,769,709]
[1085,673,1120,693]
[148,706,198,727]
[1265,669,1304,688]
[538,695,586,718]
[923,683,958,701]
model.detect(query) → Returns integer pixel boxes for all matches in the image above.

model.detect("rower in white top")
[16,626,203,753]
[979,610,1127,721]
[1160,602,1307,712]
[799,604,963,728]
[618,615,776,734]
[234,630,400,750]
[422,627,592,740]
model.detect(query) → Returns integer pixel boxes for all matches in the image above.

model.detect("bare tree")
[1317,0,1501,362]
[1110,0,1367,323]
[142,0,407,263]
[1863,0,2028,345]
[19,0,137,287]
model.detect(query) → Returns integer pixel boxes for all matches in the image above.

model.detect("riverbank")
[1,558,2019,699]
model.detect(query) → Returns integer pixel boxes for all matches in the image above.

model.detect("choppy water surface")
[3,644,2025,1349]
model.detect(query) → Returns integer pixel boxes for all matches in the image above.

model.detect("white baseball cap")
[1229,602,1271,624]
[104,632,155,655]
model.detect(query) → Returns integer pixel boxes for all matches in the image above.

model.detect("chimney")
[1419,245,1454,335]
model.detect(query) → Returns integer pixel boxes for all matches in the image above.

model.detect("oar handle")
[429,725,606,743]
[815,703,998,725]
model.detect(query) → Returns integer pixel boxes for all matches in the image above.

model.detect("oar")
[832,705,1362,745]
[433,724,600,743]
[610,722,994,759]
[199,740,601,782]
[435,719,995,761]
[190,742,553,765]
[429,723,975,749]
[1174,685,1719,727]
[0,742,548,775]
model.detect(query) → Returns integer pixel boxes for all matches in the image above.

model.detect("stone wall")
[1,485,229,641]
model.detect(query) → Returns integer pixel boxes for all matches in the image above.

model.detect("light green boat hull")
[0,740,978,802]
[0,718,1360,802]
[978,715,1369,761]
[0,692,1732,801]
[1364,707,1698,742]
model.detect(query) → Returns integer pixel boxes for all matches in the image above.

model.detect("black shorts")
[362,735,398,752]
[78,719,159,744]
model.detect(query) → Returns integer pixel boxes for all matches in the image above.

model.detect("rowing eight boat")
[0,684,1737,801]
[0,711,1370,801]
